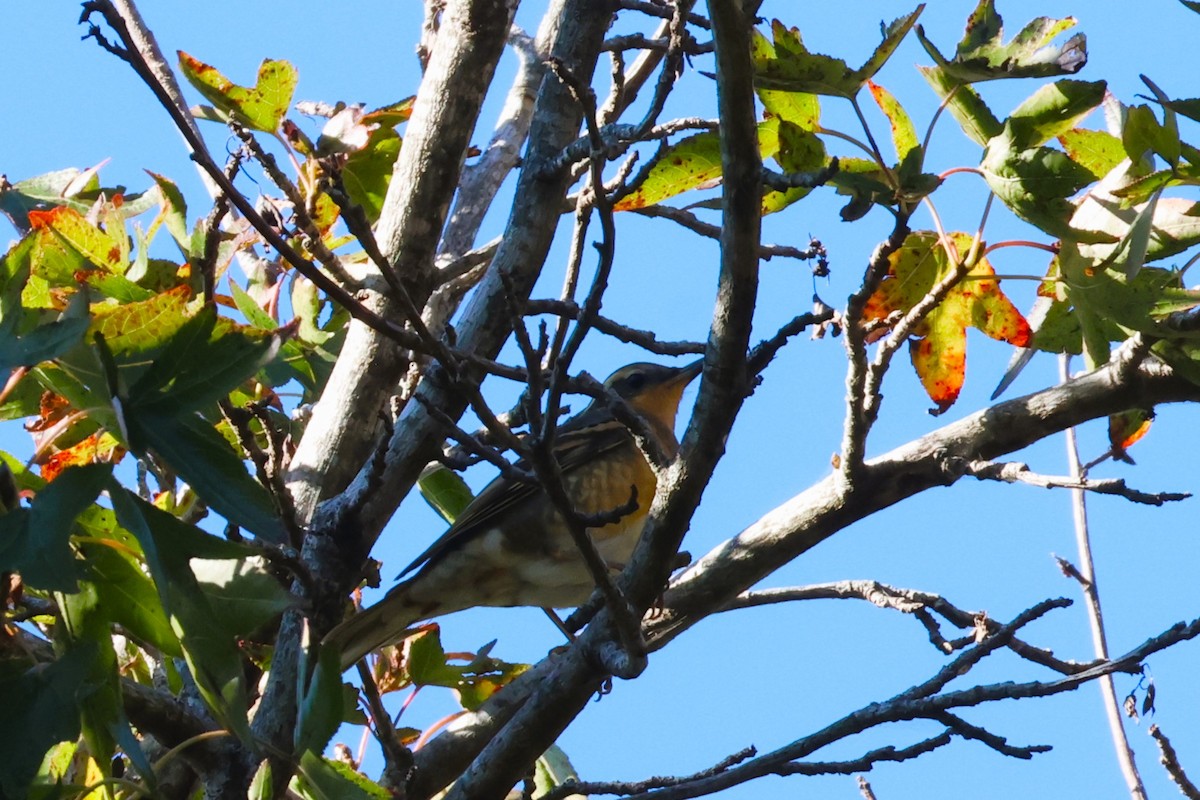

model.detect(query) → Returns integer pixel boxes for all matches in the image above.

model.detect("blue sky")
[3,2,1200,798]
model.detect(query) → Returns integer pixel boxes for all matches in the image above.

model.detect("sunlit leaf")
[146,171,190,250]
[1108,408,1153,463]
[418,463,474,524]
[916,1,1086,83]
[88,284,194,355]
[1005,80,1107,150]
[753,8,924,98]
[179,52,297,133]
[614,132,723,211]
[868,80,918,163]
[125,305,283,416]
[862,231,1031,411]
[40,431,124,482]
[29,206,125,275]
[761,120,826,214]
[1058,128,1126,178]
[294,751,391,800]
[342,127,402,223]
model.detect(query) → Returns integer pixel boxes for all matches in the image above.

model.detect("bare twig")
[840,219,911,478]
[965,458,1190,506]
[615,0,712,30]
[542,747,756,800]
[356,661,414,788]
[632,205,820,261]
[1061,356,1148,800]
[1149,724,1200,800]
[525,299,705,356]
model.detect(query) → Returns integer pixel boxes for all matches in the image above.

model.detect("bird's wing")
[396,416,634,579]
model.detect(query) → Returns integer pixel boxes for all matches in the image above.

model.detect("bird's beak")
[675,358,704,385]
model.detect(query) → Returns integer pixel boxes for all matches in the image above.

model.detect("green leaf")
[916,1,1087,83]
[761,121,826,214]
[534,745,581,798]
[294,751,391,800]
[0,167,100,234]
[404,627,457,687]
[1058,129,1126,178]
[89,285,195,355]
[752,31,820,129]
[867,80,918,163]
[753,8,923,98]
[29,205,126,275]
[1005,80,1107,151]
[53,581,121,786]
[295,638,348,755]
[918,66,1002,146]
[126,305,282,416]
[77,536,182,657]
[0,464,110,592]
[146,171,190,251]
[418,464,474,524]
[0,287,90,372]
[108,487,257,741]
[614,132,723,211]
[192,555,293,633]
[0,646,91,799]
[981,139,1099,240]
[249,761,274,800]
[342,128,402,223]
[128,411,285,543]
[1123,104,1181,167]
[1073,164,1200,270]
[178,52,298,133]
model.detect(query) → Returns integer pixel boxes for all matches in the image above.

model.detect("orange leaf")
[1108,409,1153,463]
[40,431,125,482]
[863,231,1031,411]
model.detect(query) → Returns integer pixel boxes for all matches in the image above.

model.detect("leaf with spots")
[752,9,924,98]
[613,133,723,211]
[178,52,297,133]
[914,1,1087,83]
[29,206,126,275]
[863,231,1031,411]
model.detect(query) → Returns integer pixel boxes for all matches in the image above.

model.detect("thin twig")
[840,219,911,478]
[1061,355,1148,800]
[965,459,1190,506]
[525,299,705,356]
[631,205,822,261]
[1149,724,1200,800]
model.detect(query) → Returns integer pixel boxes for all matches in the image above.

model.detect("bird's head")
[602,360,703,428]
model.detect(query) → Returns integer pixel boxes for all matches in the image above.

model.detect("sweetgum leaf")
[916,1,1086,83]
[862,231,1031,411]
[178,52,297,133]
[752,8,923,98]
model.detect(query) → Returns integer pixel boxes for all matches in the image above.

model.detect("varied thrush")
[326,360,702,667]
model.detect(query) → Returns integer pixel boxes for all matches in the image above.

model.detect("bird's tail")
[323,587,431,670]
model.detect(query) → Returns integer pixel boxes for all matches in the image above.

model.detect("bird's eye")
[624,371,647,391]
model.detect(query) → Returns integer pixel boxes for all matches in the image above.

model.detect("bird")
[325,360,703,669]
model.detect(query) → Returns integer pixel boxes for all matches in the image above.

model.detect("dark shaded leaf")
[128,411,284,543]
[0,645,92,799]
